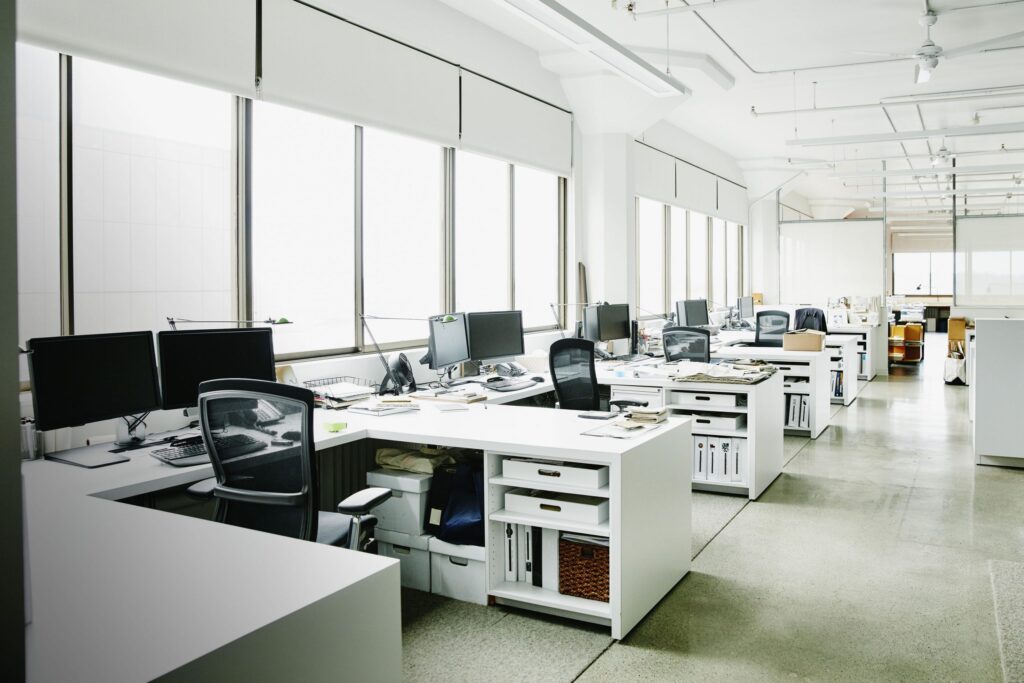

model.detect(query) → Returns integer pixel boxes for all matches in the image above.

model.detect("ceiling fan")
[858,9,1024,84]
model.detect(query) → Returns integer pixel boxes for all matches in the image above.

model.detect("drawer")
[505,488,609,525]
[691,413,747,431]
[670,390,740,407]
[610,385,663,409]
[772,363,810,377]
[502,458,609,490]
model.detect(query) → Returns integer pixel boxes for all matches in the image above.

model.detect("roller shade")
[675,160,717,216]
[954,215,1024,306]
[715,179,748,224]
[634,143,675,205]
[460,72,571,175]
[17,0,256,97]
[892,233,953,253]
[780,220,884,303]
[261,0,460,146]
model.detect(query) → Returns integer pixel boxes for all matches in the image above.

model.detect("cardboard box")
[752,293,764,304]
[948,318,967,342]
[783,329,826,352]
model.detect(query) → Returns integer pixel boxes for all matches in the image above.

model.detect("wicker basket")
[559,537,609,603]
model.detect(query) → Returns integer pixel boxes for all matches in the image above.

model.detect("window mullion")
[354,125,365,350]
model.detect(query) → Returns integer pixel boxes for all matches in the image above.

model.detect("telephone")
[380,353,418,395]
[255,400,285,425]
[495,361,527,377]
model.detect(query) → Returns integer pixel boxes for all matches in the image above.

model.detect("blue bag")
[438,462,484,546]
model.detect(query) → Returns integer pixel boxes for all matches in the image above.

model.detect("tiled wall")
[71,124,233,335]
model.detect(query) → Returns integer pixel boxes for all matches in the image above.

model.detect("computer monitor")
[427,313,470,370]
[157,328,276,410]
[676,299,710,327]
[583,303,631,342]
[27,331,162,431]
[467,310,525,361]
[738,296,754,319]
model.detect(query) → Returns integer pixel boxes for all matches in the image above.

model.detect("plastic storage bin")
[428,537,487,605]
[377,529,431,592]
[367,469,432,535]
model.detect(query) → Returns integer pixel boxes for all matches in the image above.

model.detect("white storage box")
[502,458,609,490]
[672,391,738,408]
[367,469,432,535]
[428,537,487,605]
[505,489,609,525]
[377,529,431,592]
[691,413,747,431]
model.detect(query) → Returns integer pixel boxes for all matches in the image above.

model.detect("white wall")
[637,121,745,187]
[780,220,885,303]
[749,197,779,302]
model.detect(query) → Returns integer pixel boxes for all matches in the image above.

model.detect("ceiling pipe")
[832,163,1024,178]
[787,121,1024,147]
[631,0,757,18]
[844,186,1024,199]
[753,87,1024,118]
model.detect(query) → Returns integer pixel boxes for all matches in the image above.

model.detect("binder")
[504,523,518,582]
[799,396,810,429]
[542,528,559,590]
[721,439,732,481]
[732,438,746,483]
[693,436,707,480]
[708,437,725,482]
[788,395,799,426]
[532,526,544,588]
[517,524,531,583]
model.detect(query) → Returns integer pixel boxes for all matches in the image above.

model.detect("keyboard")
[151,434,267,467]
[484,379,537,392]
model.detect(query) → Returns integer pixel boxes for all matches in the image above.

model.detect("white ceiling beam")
[631,0,755,18]
[831,163,1024,178]
[845,186,1024,199]
[786,121,1024,147]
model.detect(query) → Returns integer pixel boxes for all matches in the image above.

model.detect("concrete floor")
[405,334,1024,681]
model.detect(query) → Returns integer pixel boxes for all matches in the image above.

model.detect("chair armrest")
[185,477,217,499]
[337,487,392,515]
[609,399,648,412]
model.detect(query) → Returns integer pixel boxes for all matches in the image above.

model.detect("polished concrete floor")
[405,334,1024,681]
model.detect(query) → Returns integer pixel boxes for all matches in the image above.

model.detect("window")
[514,165,561,329]
[636,197,665,316]
[71,58,234,335]
[251,101,356,356]
[711,218,726,308]
[16,44,61,381]
[362,127,443,344]
[726,222,741,303]
[893,252,953,296]
[455,150,509,313]
[669,206,688,304]
[689,212,708,300]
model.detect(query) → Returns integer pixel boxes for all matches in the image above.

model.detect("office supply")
[349,401,420,416]
[45,450,131,469]
[467,310,525,361]
[367,469,433,536]
[26,331,162,442]
[693,436,708,480]
[581,419,661,439]
[415,388,486,403]
[754,310,791,347]
[579,411,616,420]
[676,299,710,327]
[502,458,610,489]
[627,406,669,424]
[505,489,609,525]
[504,522,519,582]
[199,378,392,550]
[157,328,275,410]
[520,524,534,584]
[483,378,536,392]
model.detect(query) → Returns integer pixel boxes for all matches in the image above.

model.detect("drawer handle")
[394,545,411,555]
[695,396,710,401]
[449,556,469,567]
[696,418,711,424]
[539,503,562,513]
[778,366,792,371]
[537,469,562,478]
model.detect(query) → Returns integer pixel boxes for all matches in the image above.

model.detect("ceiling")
[438,0,1024,221]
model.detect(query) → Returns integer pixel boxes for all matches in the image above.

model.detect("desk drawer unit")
[669,390,740,408]
[609,385,663,409]
[505,488,609,525]
[501,458,609,491]
[771,362,810,378]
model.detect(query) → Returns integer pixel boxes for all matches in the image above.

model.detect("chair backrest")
[794,307,828,333]
[662,326,711,363]
[548,338,600,411]
[755,310,790,347]
[198,378,319,541]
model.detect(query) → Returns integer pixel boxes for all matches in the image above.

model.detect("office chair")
[662,326,712,363]
[794,307,828,333]
[548,338,647,412]
[754,310,791,347]
[197,378,391,551]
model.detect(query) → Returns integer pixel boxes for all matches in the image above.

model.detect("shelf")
[490,582,611,619]
[693,480,749,495]
[691,426,748,438]
[488,476,611,499]
[666,402,747,414]
[490,509,610,537]
[784,427,811,435]
[783,387,811,396]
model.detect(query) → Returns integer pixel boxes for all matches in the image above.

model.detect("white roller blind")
[955,215,1024,307]
[715,179,748,224]
[461,72,571,175]
[780,220,884,303]
[675,160,717,215]
[892,233,953,253]
[633,143,675,205]
[261,0,460,146]
[17,0,256,97]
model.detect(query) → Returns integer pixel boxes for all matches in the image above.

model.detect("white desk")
[973,319,1024,468]
[829,323,884,380]
[826,335,861,406]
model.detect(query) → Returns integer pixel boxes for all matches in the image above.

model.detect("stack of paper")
[313,381,374,409]
[348,399,419,417]
[627,406,668,424]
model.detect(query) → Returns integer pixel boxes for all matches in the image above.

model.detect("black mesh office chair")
[662,326,712,363]
[197,378,391,551]
[754,310,791,347]
[548,338,647,412]
[794,307,828,333]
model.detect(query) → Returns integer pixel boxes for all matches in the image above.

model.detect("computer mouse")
[282,431,302,441]
[531,376,544,382]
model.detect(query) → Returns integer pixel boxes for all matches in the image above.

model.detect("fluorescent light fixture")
[787,121,1024,147]
[502,0,690,98]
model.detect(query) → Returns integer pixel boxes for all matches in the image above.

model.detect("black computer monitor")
[467,310,525,361]
[27,331,162,431]
[157,328,276,410]
[676,299,710,327]
[583,303,630,342]
[738,296,754,319]
[427,313,470,370]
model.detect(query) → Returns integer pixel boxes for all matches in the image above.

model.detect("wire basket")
[559,537,609,603]
[303,375,378,391]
